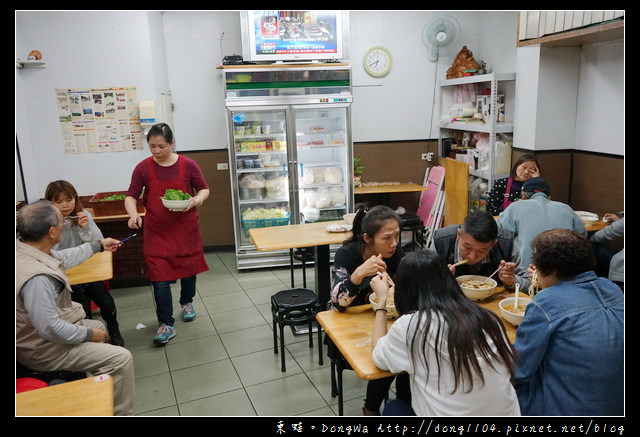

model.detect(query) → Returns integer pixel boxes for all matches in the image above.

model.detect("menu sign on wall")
[55,86,143,153]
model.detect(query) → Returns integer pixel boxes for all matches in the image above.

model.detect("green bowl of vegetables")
[161,189,192,211]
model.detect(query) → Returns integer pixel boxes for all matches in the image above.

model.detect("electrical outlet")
[421,153,429,160]
[217,163,228,170]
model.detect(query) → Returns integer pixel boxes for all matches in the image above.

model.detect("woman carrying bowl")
[125,123,210,345]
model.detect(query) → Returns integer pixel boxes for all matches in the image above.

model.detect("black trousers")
[326,334,411,412]
[71,281,120,335]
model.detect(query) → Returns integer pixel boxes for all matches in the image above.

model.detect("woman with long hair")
[371,249,520,416]
[329,204,410,415]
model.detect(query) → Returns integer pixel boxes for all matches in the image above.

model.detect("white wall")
[15,10,622,202]
[16,11,164,200]
[574,40,624,154]
[514,39,624,154]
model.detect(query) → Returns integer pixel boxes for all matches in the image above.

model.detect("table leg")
[314,244,331,310]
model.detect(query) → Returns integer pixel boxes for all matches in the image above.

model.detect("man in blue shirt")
[513,229,624,415]
[497,177,586,269]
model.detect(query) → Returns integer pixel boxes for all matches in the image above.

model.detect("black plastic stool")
[271,288,323,372]
[289,247,314,288]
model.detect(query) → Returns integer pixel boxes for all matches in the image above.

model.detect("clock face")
[363,46,392,77]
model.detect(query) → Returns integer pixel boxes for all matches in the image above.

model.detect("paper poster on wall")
[55,86,143,153]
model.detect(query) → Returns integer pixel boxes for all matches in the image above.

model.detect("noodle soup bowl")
[499,297,532,326]
[369,290,399,319]
[456,275,497,301]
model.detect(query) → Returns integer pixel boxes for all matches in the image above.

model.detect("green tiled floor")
[110,251,371,416]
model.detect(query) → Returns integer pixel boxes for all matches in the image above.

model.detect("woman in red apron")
[125,123,209,345]
[486,154,541,216]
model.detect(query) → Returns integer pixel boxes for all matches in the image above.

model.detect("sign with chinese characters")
[55,86,143,153]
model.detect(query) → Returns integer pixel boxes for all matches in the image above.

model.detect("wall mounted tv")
[240,10,349,63]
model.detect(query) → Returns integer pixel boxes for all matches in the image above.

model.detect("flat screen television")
[240,10,349,63]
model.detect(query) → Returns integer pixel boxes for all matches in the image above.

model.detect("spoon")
[514,283,520,309]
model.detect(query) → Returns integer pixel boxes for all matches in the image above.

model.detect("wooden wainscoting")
[181,150,235,249]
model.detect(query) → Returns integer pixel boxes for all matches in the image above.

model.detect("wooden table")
[316,287,518,415]
[583,219,609,233]
[354,182,428,195]
[16,374,114,416]
[249,220,352,309]
[354,182,427,207]
[65,251,113,286]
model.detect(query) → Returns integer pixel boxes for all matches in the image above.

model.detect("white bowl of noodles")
[369,289,398,319]
[456,275,498,301]
[499,297,532,326]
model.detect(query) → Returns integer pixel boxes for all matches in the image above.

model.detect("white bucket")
[495,141,512,174]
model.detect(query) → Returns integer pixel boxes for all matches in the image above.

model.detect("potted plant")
[353,157,364,187]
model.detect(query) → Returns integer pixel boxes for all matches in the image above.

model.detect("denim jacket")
[513,271,624,416]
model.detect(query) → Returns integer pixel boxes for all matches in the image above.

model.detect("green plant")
[353,157,364,177]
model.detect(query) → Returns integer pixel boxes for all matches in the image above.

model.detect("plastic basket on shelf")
[89,191,144,217]
[241,215,290,237]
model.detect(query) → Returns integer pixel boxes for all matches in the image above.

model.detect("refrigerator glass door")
[292,105,351,224]
[229,107,291,249]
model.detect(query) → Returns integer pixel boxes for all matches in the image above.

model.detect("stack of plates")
[575,211,599,222]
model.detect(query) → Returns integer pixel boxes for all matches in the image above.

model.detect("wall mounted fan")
[422,15,461,62]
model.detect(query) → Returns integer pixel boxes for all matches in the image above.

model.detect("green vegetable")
[162,189,191,200]
[98,194,126,201]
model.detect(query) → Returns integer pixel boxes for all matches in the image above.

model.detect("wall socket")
[217,163,228,170]
[421,153,434,161]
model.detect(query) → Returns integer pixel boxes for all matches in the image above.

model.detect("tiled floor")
[109,251,375,416]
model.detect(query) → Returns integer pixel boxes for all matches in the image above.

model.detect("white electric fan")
[422,15,461,62]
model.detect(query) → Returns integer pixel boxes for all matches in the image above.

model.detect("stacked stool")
[289,247,314,288]
[271,288,323,372]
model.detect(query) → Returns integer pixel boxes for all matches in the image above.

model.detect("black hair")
[531,229,596,280]
[147,122,174,144]
[393,249,515,393]
[510,153,541,179]
[44,180,83,226]
[347,203,401,251]
[460,210,498,243]
[17,200,60,242]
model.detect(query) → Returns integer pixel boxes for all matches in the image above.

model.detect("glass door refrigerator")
[222,64,353,269]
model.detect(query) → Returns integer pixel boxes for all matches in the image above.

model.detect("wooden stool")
[271,288,323,372]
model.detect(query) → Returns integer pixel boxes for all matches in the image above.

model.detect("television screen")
[241,10,348,63]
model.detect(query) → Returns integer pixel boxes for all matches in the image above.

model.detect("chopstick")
[376,271,395,287]
[451,259,468,268]
[485,265,502,283]
[64,215,79,220]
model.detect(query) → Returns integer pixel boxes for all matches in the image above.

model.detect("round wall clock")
[363,46,392,77]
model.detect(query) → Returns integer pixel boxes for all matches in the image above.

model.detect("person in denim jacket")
[513,229,624,416]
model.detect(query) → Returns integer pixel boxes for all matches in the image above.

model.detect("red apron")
[143,156,208,282]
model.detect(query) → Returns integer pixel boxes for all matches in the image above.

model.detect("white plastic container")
[495,141,512,174]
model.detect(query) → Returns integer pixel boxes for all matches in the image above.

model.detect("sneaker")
[181,303,196,322]
[154,323,177,345]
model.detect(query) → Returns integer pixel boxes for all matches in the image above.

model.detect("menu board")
[55,86,143,153]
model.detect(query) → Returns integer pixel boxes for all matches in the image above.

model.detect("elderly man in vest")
[16,200,134,416]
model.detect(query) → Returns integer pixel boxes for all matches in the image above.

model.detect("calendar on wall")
[55,86,144,154]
